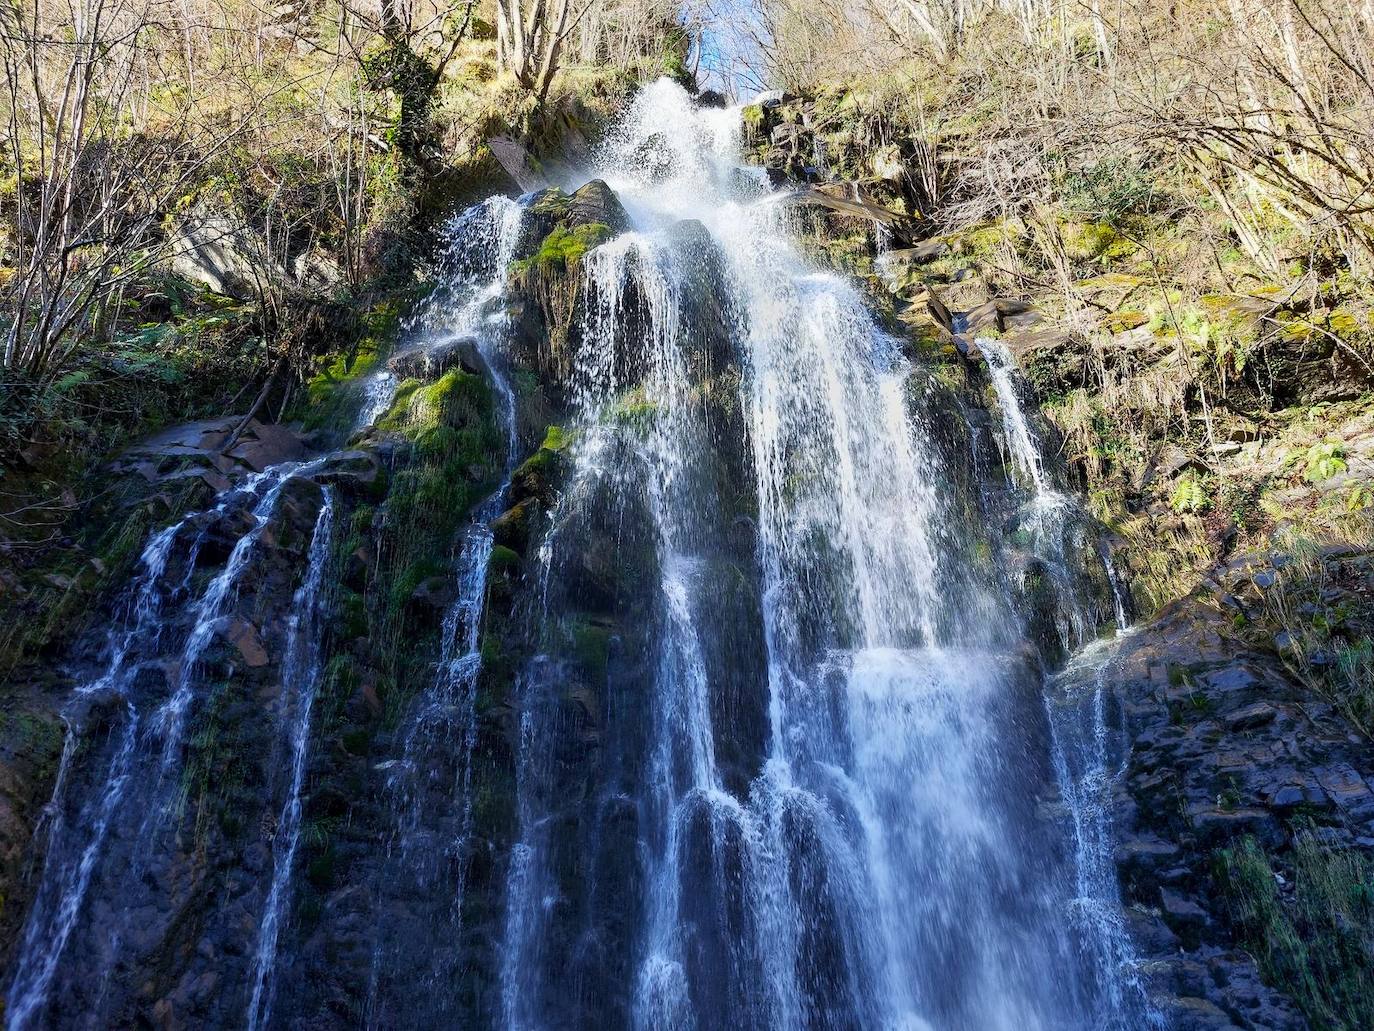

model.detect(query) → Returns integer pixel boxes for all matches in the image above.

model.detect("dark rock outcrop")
[1105,552,1374,1029]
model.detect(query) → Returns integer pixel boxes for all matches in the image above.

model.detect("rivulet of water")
[6,465,315,1030]
[362,196,526,1027]
[246,488,336,1031]
[355,196,524,432]
[978,338,1154,1025]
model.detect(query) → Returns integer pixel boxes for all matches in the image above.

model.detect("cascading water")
[496,79,1149,1030]
[5,462,321,1030]
[979,335,1104,650]
[246,488,336,1031]
[1044,636,1161,1030]
[3,77,1162,1031]
[977,336,1156,1026]
[362,194,526,1026]
[355,196,525,433]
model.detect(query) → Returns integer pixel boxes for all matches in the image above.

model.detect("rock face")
[1098,550,1374,1029]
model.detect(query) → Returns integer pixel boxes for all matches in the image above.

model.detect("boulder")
[169,207,281,300]
[566,179,630,234]
[387,336,485,380]
[312,449,384,495]
[219,616,269,668]
[488,135,549,192]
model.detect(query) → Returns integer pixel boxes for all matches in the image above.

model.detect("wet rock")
[886,239,950,266]
[113,417,309,484]
[409,575,456,613]
[312,449,383,495]
[566,179,629,234]
[387,336,485,380]
[1109,555,1374,1022]
[491,498,539,554]
[219,616,269,668]
[966,297,1035,334]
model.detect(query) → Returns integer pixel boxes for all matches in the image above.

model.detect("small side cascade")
[154,466,301,766]
[246,487,336,1031]
[1045,637,1163,1029]
[361,198,526,1025]
[6,463,317,1030]
[977,335,1115,650]
[976,336,1156,1025]
[354,196,524,433]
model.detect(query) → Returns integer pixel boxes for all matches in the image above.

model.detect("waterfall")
[979,337,1155,1024]
[978,335,1105,651]
[246,487,336,1031]
[362,196,526,1025]
[356,196,524,432]
[153,468,300,766]
[1045,637,1162,1029]
[5,78,1162,1031]
[496,79,1143,1030]
[4,461,329,1029]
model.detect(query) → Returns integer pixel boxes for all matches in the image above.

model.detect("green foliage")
[1061,157,1156,225]
[1301,442,1348,483]
[1216,833,1374,1029]
[1171,472,1210,514]
[298,300,401,432]
[1346,483,1374,512]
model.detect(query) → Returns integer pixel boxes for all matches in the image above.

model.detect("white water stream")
[497,79,1154,1030]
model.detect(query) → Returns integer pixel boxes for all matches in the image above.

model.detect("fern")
[1171,472,1210,514]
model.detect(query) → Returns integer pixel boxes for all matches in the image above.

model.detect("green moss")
[604,387,661,430]
[488,544,521,571]
[343,364,501,710]
[570,620,612,684]
[298,300,402,432]
[510,424,572,505]
[1106,309,1149,332]
[741,103,765,141]
[1063,220,1137,263]
[540,424,571,451]
[378,369,489,439]
[513,222,613,274]
[527,188,571,221]
[959,220,1017,259]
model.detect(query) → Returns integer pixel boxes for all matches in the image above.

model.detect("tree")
[496,0,595,102]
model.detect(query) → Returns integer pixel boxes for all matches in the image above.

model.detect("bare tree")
[496,0,597,101]
[0,0,318,380]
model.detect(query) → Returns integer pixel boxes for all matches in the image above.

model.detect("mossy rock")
[569,618,614,685]
[510,424,571,505]
[1062,220,1137,264]
[1106,310,1149,333]
[513,223,614,276]
[297,300,402,432]
[491,498,540,554]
